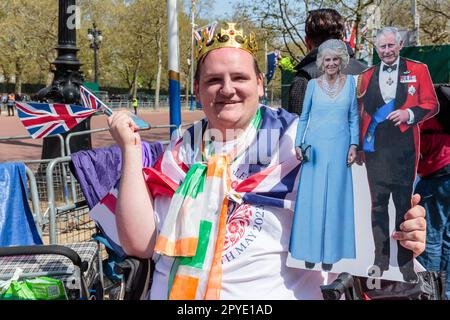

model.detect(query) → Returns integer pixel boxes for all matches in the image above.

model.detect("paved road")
[0,109,205,162]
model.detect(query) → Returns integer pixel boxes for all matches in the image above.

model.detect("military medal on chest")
[383,64,397,86]
[408,84,416,96]
[400,74,417,83]
[385,66,395,86]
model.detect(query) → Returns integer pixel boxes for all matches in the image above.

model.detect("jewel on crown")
[195,22,258,62]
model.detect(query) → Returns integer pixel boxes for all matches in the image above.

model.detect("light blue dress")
[290,75,359,264]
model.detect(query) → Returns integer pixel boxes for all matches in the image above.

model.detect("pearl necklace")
[322,74,340,98]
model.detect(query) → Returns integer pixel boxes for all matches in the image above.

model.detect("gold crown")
[195,22,258,62]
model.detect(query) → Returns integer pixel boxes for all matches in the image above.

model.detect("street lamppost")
[87,22,102,85]
[37,0,92,159]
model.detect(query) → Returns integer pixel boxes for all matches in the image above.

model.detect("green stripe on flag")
[179,220,212,269]
[166,220,212,297]
[167,258,181,299]
[175,163,206,198]
[251,107,262,129]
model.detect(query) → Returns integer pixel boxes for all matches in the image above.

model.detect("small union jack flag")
[15,102,98,139]
[80,85,100,109]
[344,20,357,49]
[194,21,217,46]
[80,85,113,116]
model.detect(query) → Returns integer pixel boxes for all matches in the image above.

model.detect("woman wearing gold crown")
[107,22,427,300]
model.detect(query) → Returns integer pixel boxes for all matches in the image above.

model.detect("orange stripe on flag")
[205,198,228,299]
[206,155,230,178]
[169,275,199,300]
[205,158,231,299]
[155,236,198,257]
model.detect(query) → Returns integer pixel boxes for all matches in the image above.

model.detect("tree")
[419,0,449,45]
[232,0,310,64]
[232,0,387,62]
[378,0,449,45]
[75,0,170,105]
[333,0,379,59]
[0,0,57,94]
[143,0,168,108]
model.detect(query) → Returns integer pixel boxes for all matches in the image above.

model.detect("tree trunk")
[46,59,54,86]
[46,71,54,86]
[354,0,364,59]
[1,69,11,93]
[155,26,162,109]
[124,66,133,97]
[131,59,141,100]
[354,23,361,58]
[15,60,23,95]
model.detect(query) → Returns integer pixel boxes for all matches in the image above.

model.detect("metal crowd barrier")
[21,157,88,245]
[7,121,198,245]
[45,156,94,245]
[0,134,66,157]
[25,165,42,237]
[0,134,71,232]
[63,124,179,203]
[23,159,71,215]
[106,100,183,110]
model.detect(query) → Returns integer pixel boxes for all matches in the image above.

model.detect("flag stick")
[80,86,150,130]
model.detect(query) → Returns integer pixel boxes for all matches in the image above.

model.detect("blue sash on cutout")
[363,99,395,152]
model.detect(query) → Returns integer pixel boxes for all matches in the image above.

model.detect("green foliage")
[0,0,447,96]
[278,56,295,73]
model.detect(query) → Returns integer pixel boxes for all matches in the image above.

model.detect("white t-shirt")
[148,118,336,300]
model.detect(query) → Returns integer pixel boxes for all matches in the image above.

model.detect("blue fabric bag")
[0,162,43,246]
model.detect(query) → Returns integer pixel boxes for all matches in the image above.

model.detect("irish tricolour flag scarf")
[143,106,300,299]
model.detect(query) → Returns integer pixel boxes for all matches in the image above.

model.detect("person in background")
[133,97,138,115]
[1,93,7,115]
[7,93,15,116]
[288,8,366,115]
[415,84,450,299]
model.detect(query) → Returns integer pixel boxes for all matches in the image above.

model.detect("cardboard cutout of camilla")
[287,51,438,283]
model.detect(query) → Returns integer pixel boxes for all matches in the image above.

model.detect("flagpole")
[80,85,150,129]
[167,0,182,135]
[411,0,420,45]
[189,0,195,111]
[264,39,268,106]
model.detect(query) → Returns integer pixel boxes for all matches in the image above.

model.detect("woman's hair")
[316,39,349,72]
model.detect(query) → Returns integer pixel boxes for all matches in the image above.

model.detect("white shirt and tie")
[379,57,414,124]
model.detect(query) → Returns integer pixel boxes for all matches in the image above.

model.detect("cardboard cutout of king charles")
[356,56,438,283]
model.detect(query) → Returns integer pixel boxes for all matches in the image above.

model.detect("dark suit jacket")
[357,57,439,169]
